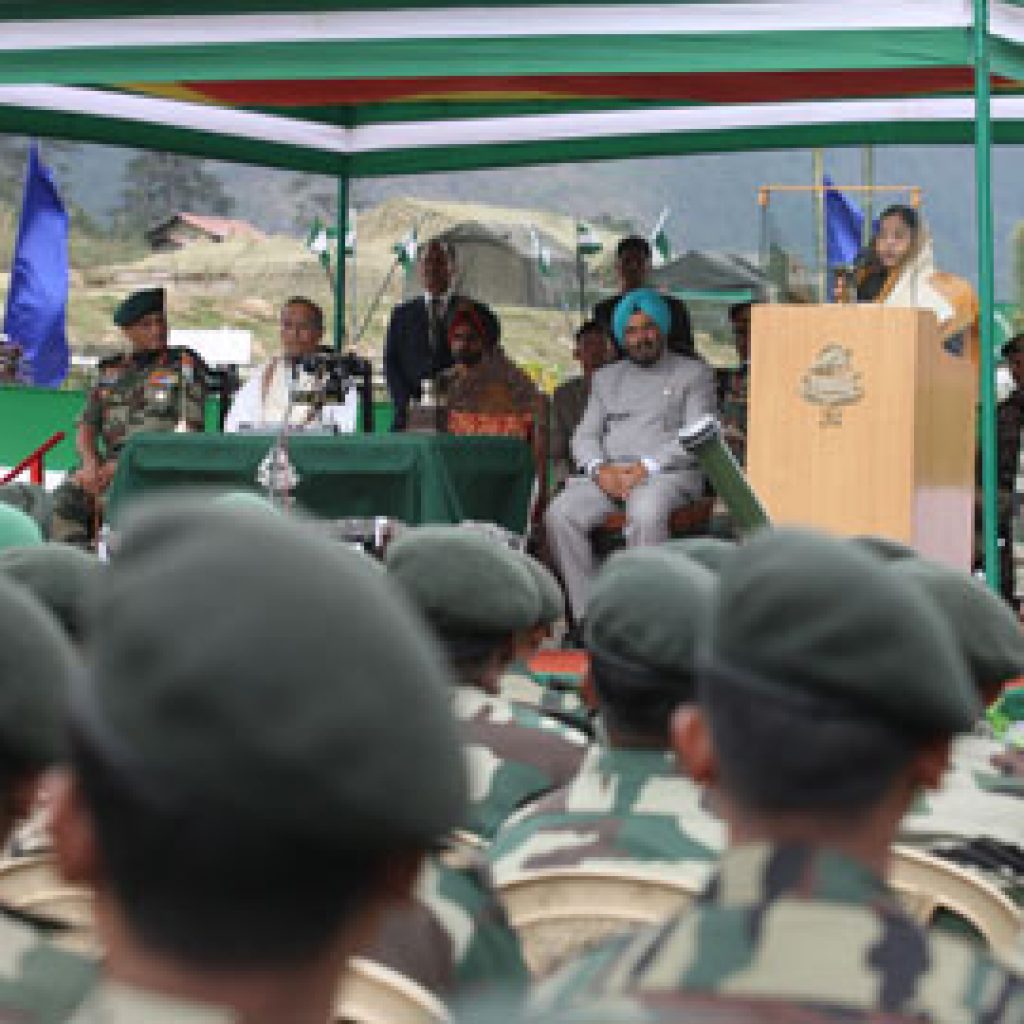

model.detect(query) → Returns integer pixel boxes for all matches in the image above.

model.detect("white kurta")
[224,358,358,433]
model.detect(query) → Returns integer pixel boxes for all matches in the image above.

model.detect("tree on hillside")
[112,152,235,234]
[286,173,336,233]
[0,138,76,206]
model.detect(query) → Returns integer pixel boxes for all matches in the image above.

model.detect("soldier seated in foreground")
[50,288,206,546]
[489,548,723,883]
[538,529,1024,1020]
[869,553,1024,899]
[0,577,95,1016]
[386,526,589,840]
[49,501,466,1024]
[498,552,590,733]
[0,543,101,647]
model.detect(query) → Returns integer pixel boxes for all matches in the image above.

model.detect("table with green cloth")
[106,433,535,532]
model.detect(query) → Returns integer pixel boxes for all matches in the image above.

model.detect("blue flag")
[3,144,70,387]
[823,175,864,270]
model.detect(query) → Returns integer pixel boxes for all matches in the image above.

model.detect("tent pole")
[861,146,874,247]
[334,174,348,352]
[812,148,826,301]
[975,0,1000,591]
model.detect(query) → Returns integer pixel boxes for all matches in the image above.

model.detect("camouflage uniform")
[497,660,591,734]
[977,387,1023,599]
[0,909,97,1023]
[66,981,234,1023]
[51,348,206,544]
[452,685,589,840]
[488,746,723,884]
[900,732,1024,905]
[368,847,529,997]
[537,842,1024,1021]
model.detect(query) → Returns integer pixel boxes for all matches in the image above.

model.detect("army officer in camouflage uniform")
[539,529,1024,1021]
[50,288,205,546]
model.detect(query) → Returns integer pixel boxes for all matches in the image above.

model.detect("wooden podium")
[746,305,976,569]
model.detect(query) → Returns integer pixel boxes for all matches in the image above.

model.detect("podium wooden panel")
[746,305,975,569]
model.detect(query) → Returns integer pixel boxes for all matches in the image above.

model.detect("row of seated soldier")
[0,489,1018,1022]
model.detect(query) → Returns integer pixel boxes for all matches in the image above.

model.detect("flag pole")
[334,174,348,352]
[974,0,1000,591]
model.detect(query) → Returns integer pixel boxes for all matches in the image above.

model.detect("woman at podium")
[853,204,978,362]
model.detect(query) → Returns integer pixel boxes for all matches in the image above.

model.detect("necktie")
[428,296,444,354]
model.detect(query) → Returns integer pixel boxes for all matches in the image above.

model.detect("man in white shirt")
[224,297,357,433]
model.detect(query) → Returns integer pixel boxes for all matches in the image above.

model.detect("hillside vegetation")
[1,196,737,387]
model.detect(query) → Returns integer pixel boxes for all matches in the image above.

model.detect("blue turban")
[611,288,671,347]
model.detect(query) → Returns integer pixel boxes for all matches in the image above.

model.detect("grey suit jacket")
[571,352,716,474]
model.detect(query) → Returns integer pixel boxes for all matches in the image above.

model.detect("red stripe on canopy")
[168,66,1001,107]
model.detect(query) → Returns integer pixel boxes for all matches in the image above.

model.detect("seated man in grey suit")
[545,289,715,622]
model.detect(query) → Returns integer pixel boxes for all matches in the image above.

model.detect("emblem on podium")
[801,344,864,426]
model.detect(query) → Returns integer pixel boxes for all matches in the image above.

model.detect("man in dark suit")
[384,238,464,429]
[593,235,696,359]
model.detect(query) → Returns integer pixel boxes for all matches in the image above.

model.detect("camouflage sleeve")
[425,855,530,995]
[79,386,103,432]
[363,857,529,999]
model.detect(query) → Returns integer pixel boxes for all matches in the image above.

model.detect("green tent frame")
[0,0,1015,586]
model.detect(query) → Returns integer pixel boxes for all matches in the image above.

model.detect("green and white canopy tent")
[0,0,1018,584]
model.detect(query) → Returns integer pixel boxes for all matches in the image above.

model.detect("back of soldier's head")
[700,529,977,819]
[0,577,78,822]
[585,549,714,744]
[71,500,465,969]
[386,526,540,688]
[0,544,102,646]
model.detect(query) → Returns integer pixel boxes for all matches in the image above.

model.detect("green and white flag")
[530,227,552,276]
[650,207,672,268]
[305,217,336,270]
[575,220,602,257]
[393,227,418,271]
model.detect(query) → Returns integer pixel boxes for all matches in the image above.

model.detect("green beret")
[517,553,564,626]
[82,501,465,850]
[586,548,714,677]
[661,537,737,576]
[0,544,101,644]
[0,577,79,766]
[890,559,1024,700]
[386,526,540,637]
[0,504,42,552]
[707,529,979,734]
[113,287,165,328]
[852,535,919,562]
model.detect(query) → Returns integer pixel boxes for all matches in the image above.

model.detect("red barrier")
[0,432,66,486]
